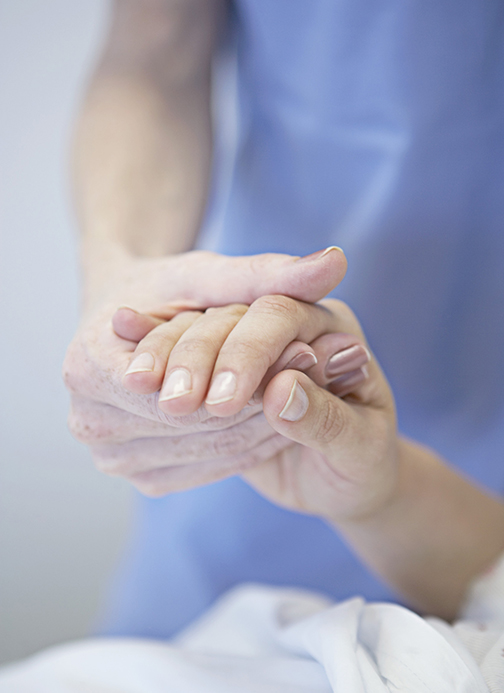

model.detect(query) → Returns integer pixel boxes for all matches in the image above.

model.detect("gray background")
[0,0,132,666]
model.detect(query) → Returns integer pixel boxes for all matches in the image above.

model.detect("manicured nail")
[296,246,344,263]
[325,345,370,378]
[159,368,192,401]
[206,372,237,405]
[284,351,318,371]
[329,367,368,398]
[125,352,155,375]
[279,380,309,422]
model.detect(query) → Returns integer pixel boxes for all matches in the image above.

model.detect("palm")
[243,400,398,524]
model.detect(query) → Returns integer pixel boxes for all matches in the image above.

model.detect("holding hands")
[65,245,395,522]
[64,247,504,618]
[115,291,396,528]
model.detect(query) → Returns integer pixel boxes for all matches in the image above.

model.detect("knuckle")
[315,398,346,446]
[248,252,271,276]
[221,338,270,369]
[62,343,85,396]
[143,316,198,347]
[175,334,219,356]
[62,335,105,398]
[252,294,297,318]
[67,406,116,445]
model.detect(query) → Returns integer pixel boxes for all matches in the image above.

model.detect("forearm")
[72,0,223,312]
[336,438,504,620]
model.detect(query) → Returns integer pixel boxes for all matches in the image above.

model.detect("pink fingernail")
[125,352,155,375]
[279,380,309,421]
[325,344,370,378]
[117,305,139,314]
[295,246,344,263]
[284,351,318,371]
[206,371,237,405]
[329,367,368,397]
[159,368,192,401]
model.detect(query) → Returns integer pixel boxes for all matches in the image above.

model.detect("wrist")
[334,437,423,527]
[80,239,135,318]
[79,241,178,320]
[323,432,403,529]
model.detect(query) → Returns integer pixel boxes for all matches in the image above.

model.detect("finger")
[158,304,248,415]
[168,247,347,306]
[122,311,203,394]
[123,434,293,497]
[261,370,397,519]
[253,340,318,401]
[112,247,347,343]
[262,369,394,464]
[112,302,204,342]
[204,295,340,417]
[307,332,371,394]
[68,396,268,444]
[90,413,288,485]
[64,321,265,427]
[112,307,165,342]
[297,299,386,403]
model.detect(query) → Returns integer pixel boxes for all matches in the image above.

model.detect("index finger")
[204,295,340,416]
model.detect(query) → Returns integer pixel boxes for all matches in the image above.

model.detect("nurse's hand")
[63,247,347,492]
[127,294,396,523]
[243,299,398,524]
[106,294,393,523]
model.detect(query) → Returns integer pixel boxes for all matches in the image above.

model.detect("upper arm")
[100,0,227,86]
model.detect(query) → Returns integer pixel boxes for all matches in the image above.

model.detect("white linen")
[2,556,504,693]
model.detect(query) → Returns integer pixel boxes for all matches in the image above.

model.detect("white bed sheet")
[2,556,504,692]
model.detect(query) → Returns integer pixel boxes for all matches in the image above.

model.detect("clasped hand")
[64,248,398,524]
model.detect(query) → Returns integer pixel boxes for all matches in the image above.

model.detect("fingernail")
[159,368,192,401]
[125,352,155,375]
[296,246,344,263]
[206,371,237,405]
[279,380,309,422]
[329,367,368,397]
[284,351,318,371]
[117,305,138,313]
[325,344,370,378]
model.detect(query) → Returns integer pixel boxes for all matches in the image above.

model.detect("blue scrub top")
[98,0,504,638]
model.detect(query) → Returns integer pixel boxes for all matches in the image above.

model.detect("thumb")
[184,246,347,306]
[262,370,352,457]
[263,363,393,461]
[258,369,397,522]
[111,247,347,342]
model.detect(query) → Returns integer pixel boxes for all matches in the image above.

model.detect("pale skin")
[64,0,504,621]
[115,297,504,620]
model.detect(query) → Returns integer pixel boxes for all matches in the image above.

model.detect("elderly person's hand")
[243,299,397,524]
[63,247,347,491]
[120,296,504,624]
[115,294,394,523]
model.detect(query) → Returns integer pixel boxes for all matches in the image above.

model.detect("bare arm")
[73,0,224,312]
[64,1,348,495]
[236,301,504,622]
[336,439,504,620]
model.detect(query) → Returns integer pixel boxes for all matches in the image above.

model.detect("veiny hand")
[108,295,386,522]
[63,248,348,493]
[118,295,368,417]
